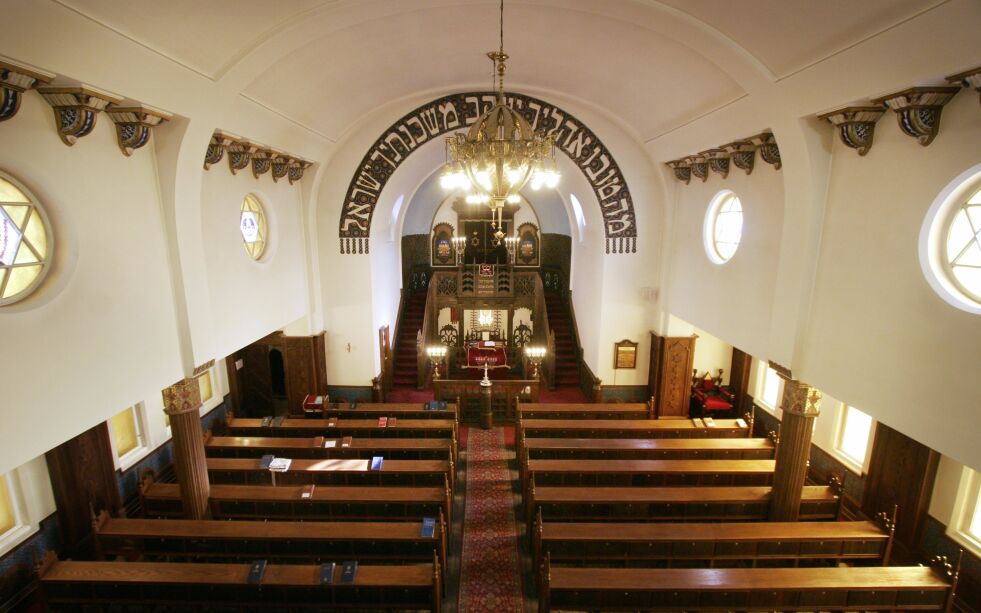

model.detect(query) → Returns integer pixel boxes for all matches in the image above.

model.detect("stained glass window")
[708,192,743,263]
[0,474,16,536]
[946,188,981,303]
[836,405,874,468]
[240,194,267,260]
[198,369,214,403]
[0,173,52,305]
[109,406,143,459]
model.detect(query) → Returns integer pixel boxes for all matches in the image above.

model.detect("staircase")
[545,292,580,387]
[393,291,428,388]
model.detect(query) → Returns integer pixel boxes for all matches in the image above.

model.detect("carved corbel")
[817,106,885,156]
[664,159,691,184]
[947,66,981,107]
[703,149,730,179]
[36,85,122,146]
[270,151,290,182]
[0,57,54,122]
[251,148,273,179]
[687,155,708,182]
[204,130,234,170]
[871,87,960,147]
[748,132,781,169]
[721,141,756,175]
[227,139,257,175]
[287,159,312,184]
[104,104,172,156]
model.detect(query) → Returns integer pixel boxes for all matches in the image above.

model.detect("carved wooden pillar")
[480,380,493,429]
[162,378,211,519]
[769,377,822,521]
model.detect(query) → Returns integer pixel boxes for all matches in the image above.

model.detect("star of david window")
[0,172,52,306]
[240,193,267,260]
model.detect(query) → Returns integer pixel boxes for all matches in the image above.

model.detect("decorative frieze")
[202,131,312,185]
[37,85,122,146]
[203,130,234,170]
[817,106,885,156]
[250,148,272,179]
[192,359,216,377]
[665,159,691,184]
[871,87,960,147]
[947,66,981,106]
[688,155,708,182]
[0,57,54,122]
[703,149,730,179]
[104,104,172,156]
[722,141,756,175]
[749,132,781,169]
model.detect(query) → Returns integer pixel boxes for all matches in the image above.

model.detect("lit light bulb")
[506,194,521,204]
[505,167,522,185]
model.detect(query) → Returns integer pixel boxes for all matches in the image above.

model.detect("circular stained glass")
[240,193,267,260]
[0,172,52,306]
[704,191,743,264]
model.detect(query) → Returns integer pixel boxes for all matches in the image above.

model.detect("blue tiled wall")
[0,514,59,605]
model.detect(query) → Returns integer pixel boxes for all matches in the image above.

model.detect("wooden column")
[769,377,822,521]
[480,380,493,429]
[162,378,211,519]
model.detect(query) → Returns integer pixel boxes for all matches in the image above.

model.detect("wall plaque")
[614,339,638,369]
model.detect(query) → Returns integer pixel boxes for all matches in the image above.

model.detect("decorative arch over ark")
[339,92,637,255]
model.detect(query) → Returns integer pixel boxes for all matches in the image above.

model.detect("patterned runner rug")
[457,426,524,612]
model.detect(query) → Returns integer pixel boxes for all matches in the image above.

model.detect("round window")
[704,190,743,264]
[920,167,981,314]
[240,193,267,260]
[0,172,53,306]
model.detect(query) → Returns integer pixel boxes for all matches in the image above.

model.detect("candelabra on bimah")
[525,345,546,380]
[426,345,447,380]
[504,234,519,265]
[452,236,467,266]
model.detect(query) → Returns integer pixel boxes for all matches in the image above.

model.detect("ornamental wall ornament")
[104,104,172,156]
[288,159,312,184]
[722,141,756,175]
[688,155,708,182]
[0,57,54,122]
[871,86,960,147]
[947,66,981,107]
[703,149,730,179]
[338,91,638,255]
[251,148,273,179]
[204,130,234,170]
[227,140,257,175]
[665,159,691,184]
[817,106,885,156]
[270,152,290,182]
[37,85,122,146]
[748,132,781,169]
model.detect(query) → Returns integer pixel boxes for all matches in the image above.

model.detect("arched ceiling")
[54,0,942,143]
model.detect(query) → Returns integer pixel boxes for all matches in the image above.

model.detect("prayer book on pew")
[260,416,273,427]
[421,517,436,538]
[300,484,316,499]
[269,457,292,472]
[259,454,275,469]
[425,400,448,411]
[692,418,704,428]
[341,436,352,447]
[247,559,267,585]
[736,418,747,428]
[349,400,358,410]
[388,416,397,427]
[378,416,388,428]
[328,418,337,428]
[319,562,336,585]
[340,560,358,584]
[271,416,285,428]
[704,417,716,428]
[324,439,337,448]
[370,456,384,471]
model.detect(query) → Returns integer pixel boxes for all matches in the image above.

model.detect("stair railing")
[415,277,439,389]
[530,274,555,388]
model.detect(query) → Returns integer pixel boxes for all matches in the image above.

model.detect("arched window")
[945,186,981,304]
[0,172,52,305]
[240,193,267,260]
[704,190,743,264]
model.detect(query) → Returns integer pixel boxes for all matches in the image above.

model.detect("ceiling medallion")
[440,0,560,243]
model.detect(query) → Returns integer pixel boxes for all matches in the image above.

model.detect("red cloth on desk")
[466,346,508,369]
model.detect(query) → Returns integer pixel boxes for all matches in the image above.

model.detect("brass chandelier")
[440,0,560,237]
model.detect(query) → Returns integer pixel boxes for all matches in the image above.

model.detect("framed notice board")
[614,339,638,369]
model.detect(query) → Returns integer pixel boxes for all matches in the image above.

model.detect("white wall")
[692,326,733,385]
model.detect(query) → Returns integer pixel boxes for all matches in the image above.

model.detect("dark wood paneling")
[240,344,272,417]
[862,422,940,553]
[654,336,696,418]
[648,331,662,403]
[729,347,752,412]
[45,423,120,558]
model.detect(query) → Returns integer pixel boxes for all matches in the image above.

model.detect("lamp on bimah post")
[427,345,447,380]
[525,345,546,381]
[479,362,493,430]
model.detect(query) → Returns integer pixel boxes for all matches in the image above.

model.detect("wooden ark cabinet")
[227,331,328,417]
[648,332,696,418]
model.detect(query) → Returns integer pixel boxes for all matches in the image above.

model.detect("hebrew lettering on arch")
[564,130,593,161]
[354,169,382,193]
[438,102,461,129]
[419,107,442,135]
[585,153,612,181]
[404,117,429,144]
[369,148,398,171]
[606,216,634,235]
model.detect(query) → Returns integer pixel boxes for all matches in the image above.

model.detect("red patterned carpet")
[457,426,524,612]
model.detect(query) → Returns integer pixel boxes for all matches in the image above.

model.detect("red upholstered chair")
[691,373,734,416]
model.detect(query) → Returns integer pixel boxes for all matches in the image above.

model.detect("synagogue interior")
[1,1,980,611]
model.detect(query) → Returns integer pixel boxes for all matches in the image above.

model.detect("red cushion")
[703,396,732,411]
[702,378,716,391]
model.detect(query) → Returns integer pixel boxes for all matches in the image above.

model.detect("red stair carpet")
[457,425,523,612]
[544,293,580,388]
[392,290,428,389]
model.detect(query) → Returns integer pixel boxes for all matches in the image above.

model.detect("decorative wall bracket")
[947,66,981,107]
[270,151,290,182]
[703,149,730,179]
[251,148,272,179]
[104,104,172,156]
[665,159,691,184]
[288,159,312,184]
[687,155,708,182]
[37,85,122,146]
[817,106,885,156]
[748,132,781,169]
[722,141,756,175]
[0,57,54,122]
[871,86,960,147]
[227,139,257,175]
[203,130,235,170]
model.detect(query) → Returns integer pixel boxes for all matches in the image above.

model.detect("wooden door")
[656,336,696,418]
[729,347,752,412]
[240,344,272,417]
[648,331,663,406]
[285,336,316,415]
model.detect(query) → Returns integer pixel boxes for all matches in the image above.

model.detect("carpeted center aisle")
[457,426,524,612]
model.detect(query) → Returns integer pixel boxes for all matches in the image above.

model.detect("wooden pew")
[141,477,452,523]
[303,402,459,421]
[521,458,775,491]
[537,554,961,613]
[520,436,774,460]
[526,482,843,526]
[532,509,897,570]
[517,419,749,456]
[206,435,457,462]
[516,402,652,420]
[205,457,454,491]
[226,417,457,441]
[92,511,448,582]
[40,552,442,612]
